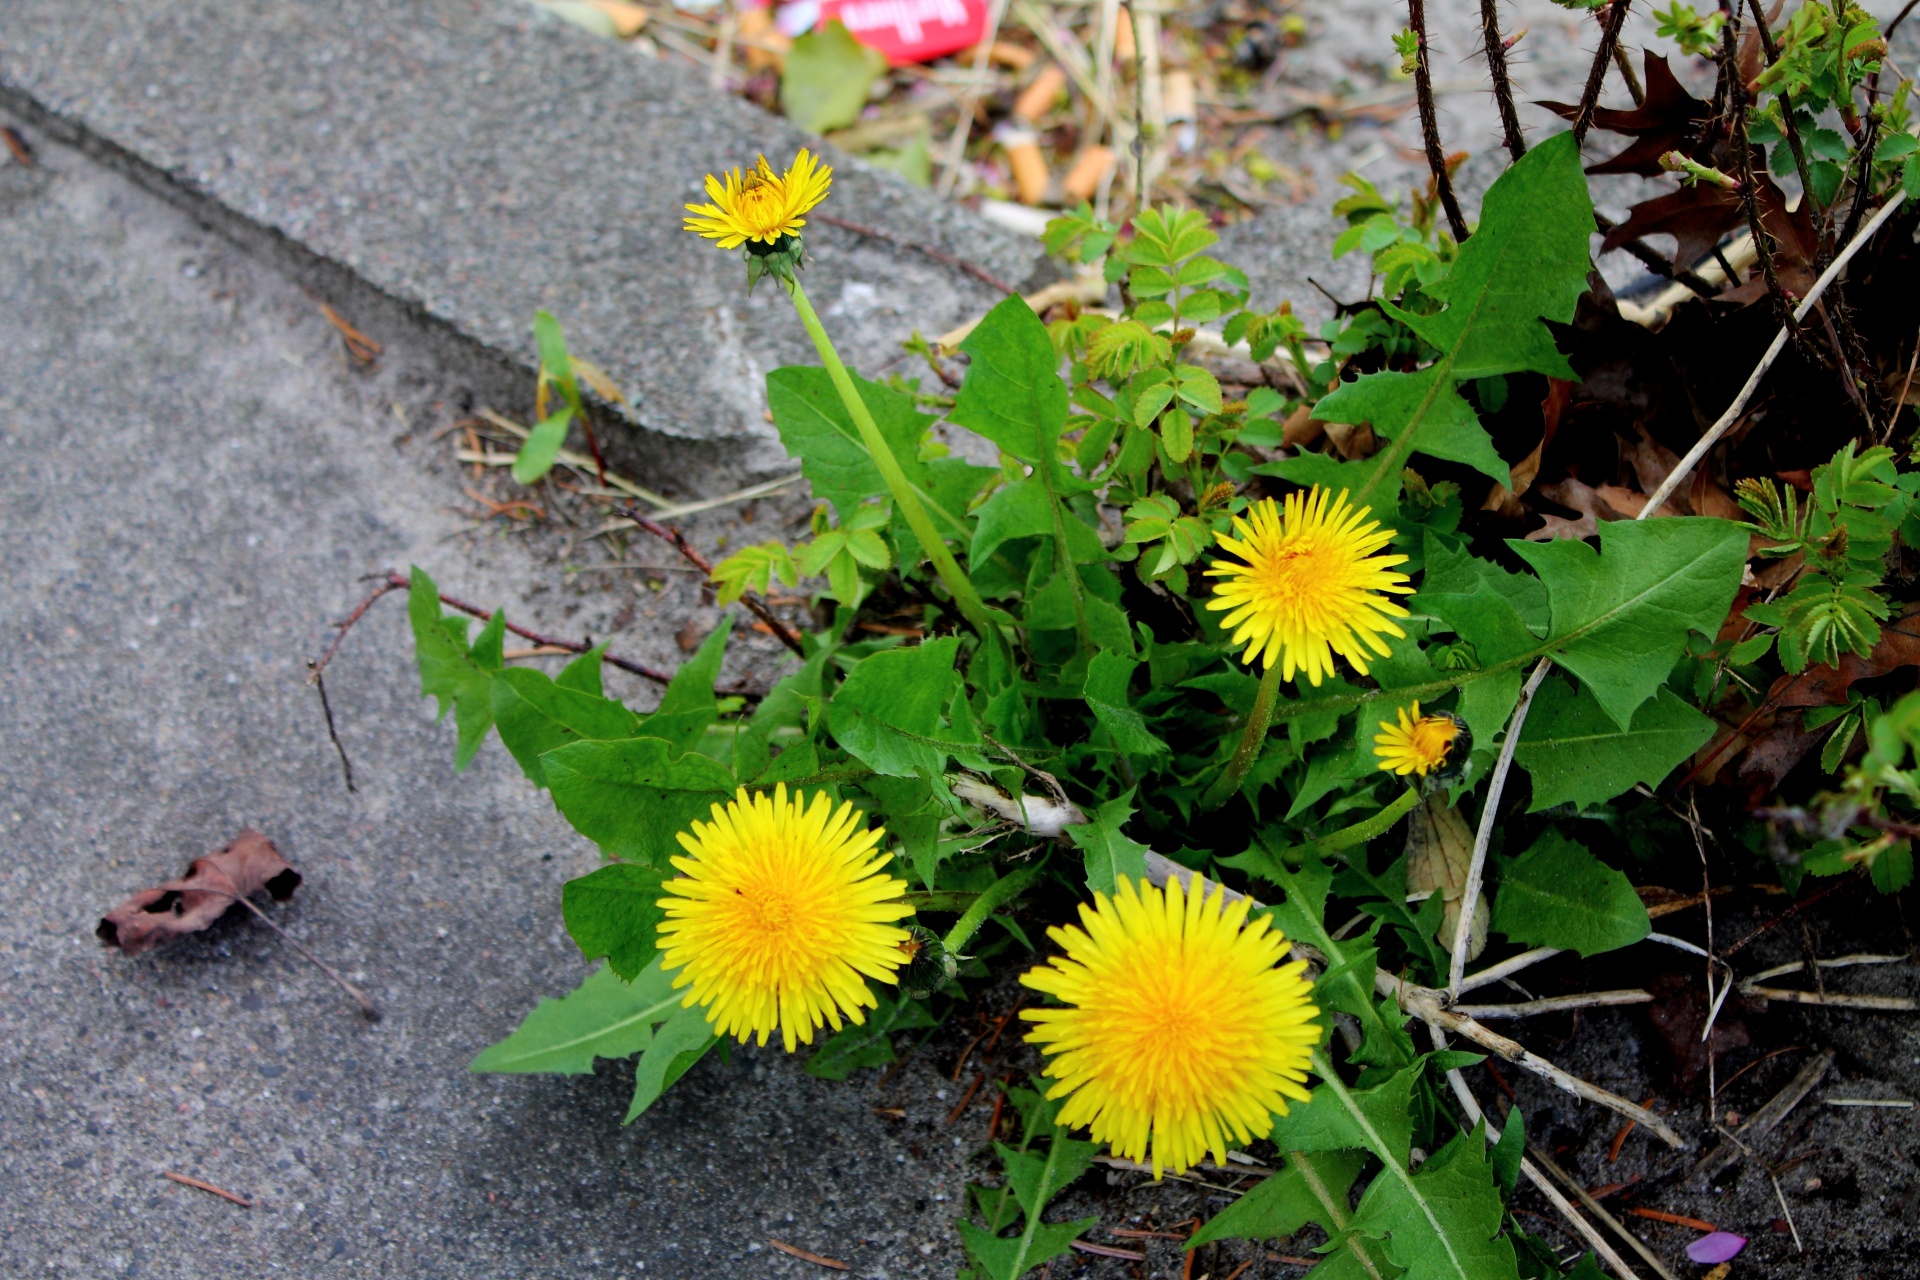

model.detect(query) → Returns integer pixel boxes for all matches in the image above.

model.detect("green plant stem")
[786,279,996,636]
[1200,661,1285,810]
[1315,787,1421,854]
[943,865,1041,955]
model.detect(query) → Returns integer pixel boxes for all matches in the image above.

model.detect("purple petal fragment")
[1686,1232,1747,1264]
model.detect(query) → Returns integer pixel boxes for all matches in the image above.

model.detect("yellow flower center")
[656,784,913,1052]
[1374,701,1463,776]
[1204,487,1412,685]
[1022,878,1320,1176]
[732,179,787,238]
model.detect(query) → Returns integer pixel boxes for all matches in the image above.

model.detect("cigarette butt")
[736,6,790,70]
[1113,7,1136,61]
[1013,64,1069,122]
[1061,146,1116,203]
[1004,139,1050,205]
[584,0,649,37]
[1164,70,1197,122]
[955,40,1036,70]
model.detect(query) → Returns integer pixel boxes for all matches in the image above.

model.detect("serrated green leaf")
[1514,680,1715,810]
[409,566,506,771]
[828,637,962,777]
[805,988,939,1080]
[1237,851,1414,1070]
[1513,517,1749,728]
[491,667,640,788]
[1491,831,1650,956]
[1081,653,1168,759]
[1314,133,1593,508]
[1268,1058,1419,1165]
[1001,1135,1098,1224]
[1323,366,1512,489]
[1188,1149,1364,1245]
[637,618,731,752]
[957,1217,1098,1280]
[971,477,1106,567]
[1491,1107,1524,1198]
[563,862,670,980]
[625,1004,719,1123]
[557,644,608,695]
[768,366,937,523]
[544,737,737,865]
[1066,787,1153,896]
[1344,1119,1520,1280]
[953,296,1070,465]
[470,960,680,1075]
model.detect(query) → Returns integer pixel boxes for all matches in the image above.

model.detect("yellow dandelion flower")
[682,149,833,250]
[1373,701,1464,777]
[1020,877,1320,1178]
[656,784,912,1053]
[1204,486,1413,685]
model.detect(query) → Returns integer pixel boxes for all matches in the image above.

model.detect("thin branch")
[618,509,808,658]
[309,574,405,680]
[1522,1142,1679,1280]
[1596,211,1721,298]
[1721,11,1802,330]
[1137,849,1685,1147]
[1450,657,1553,998]
[1745,0,1823,260]
[1429,1026,1653,1280]
[1459,947,1563,993]
[1573,0,1633,148]
[201,888,380,1021]
[1408,0,1468,239]
[1454,990,1653,1019]
[1639,198,1907,514]
[815,213,1016,295]
[1384,971,1685,1146]
[935,0,1011,198]
[1480,0,1528,160]
[315,571,678,686]
[311,669,356,793]
[1693,1047,1833,1180]
[1743,986,1919,1010]
[1741,952,1911,984]
[1612,40,1646,106]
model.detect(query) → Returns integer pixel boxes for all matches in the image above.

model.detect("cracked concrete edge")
[0,82,758,491]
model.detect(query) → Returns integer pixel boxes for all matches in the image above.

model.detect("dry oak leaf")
[1729,604,1920,798]
[1539,54,1712,178]
[98,830,301,955]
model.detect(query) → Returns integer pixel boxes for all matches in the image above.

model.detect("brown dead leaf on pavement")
[98,830,301,955]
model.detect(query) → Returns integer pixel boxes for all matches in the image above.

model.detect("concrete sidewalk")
[0,0,1048,490]
[0,124,973,1279]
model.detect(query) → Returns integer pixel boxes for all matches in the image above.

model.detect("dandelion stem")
[785,279,997,636]
[1200,662,1284,810]
[943,865,1041,955]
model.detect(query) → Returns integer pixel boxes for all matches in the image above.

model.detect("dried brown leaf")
[97,830,301,956]
[1404,796,1487,963]
[1539,54,1710,177]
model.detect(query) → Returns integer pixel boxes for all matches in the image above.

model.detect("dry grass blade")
[163,1172,252,1207]
[768,1238,851,1270]
[1693,1047,1834,1180]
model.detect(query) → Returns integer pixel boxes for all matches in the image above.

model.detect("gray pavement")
[0,125,973,1279]
[0,0,1048,489]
